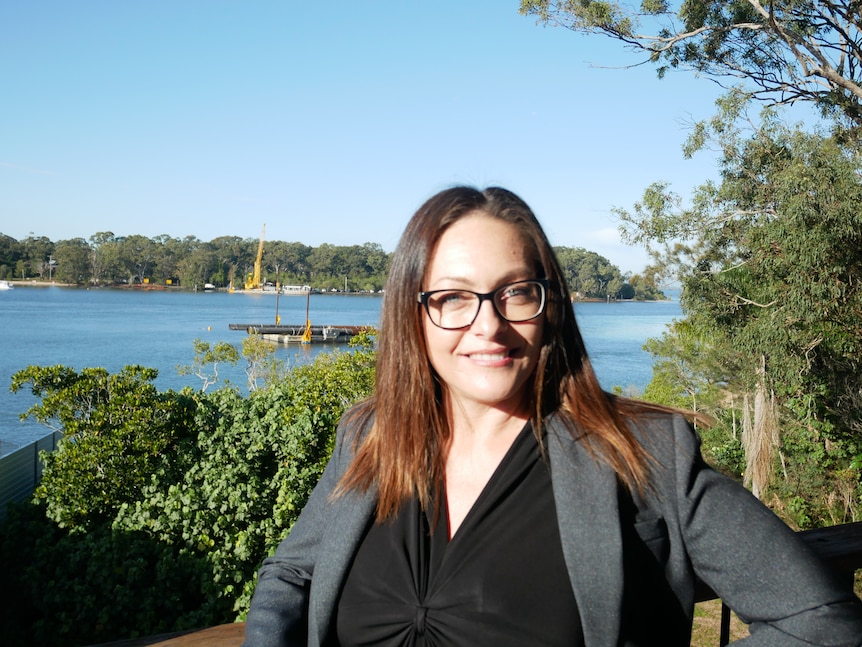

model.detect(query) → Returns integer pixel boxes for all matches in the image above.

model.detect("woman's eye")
[436,292,470,307]
[501,285,527,299]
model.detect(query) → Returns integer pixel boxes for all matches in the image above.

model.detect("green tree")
[153,234,196,284]
[0,336,379,645]
[362,241,389,276]
[210,235,251,289]
[177,339,241,392]
[242,333,288,391]
[520,0,862,134]
[554,246,641,299]
[53,237,92,284]
[307,242,343,286]
[0,234,23,280]
[620,102,862,522]
[642,318,737,420]
[627,268,665,300]
[119,234,159,284]
[10,365,197,530]
[177,241,217,289]
[89,231,118,285]
[114,343,376,621]
[281,241,313,282]
[20,235,54,279]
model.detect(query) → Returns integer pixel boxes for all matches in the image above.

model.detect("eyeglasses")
[418,279,548,330]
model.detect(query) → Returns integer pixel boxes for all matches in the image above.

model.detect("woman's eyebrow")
[427,270,535,288]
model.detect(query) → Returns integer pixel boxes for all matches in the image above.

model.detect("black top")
[335,423,583,646]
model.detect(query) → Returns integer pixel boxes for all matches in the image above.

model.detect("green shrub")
[1,341,375,646]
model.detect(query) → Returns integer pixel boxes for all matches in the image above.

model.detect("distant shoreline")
[1,280,383,296]
[7,280,672,302]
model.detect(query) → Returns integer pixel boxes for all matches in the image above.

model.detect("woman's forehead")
[425,215,537,285]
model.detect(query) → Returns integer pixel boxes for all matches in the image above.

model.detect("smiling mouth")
[468,351,514,361]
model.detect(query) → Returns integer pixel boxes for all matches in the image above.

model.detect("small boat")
[0,281,13,290]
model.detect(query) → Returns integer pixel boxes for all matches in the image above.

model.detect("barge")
[228,323,365,344]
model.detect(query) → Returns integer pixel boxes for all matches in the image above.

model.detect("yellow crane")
[245,224,265,290]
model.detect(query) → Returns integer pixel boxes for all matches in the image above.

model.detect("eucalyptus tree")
[20,235,55,279]
[307,243,346,288]
[262,239,297,285]
[118,235,159,284]
[520,0,862,136]
[618,100,862,520]
[177,242,217,289]
[210,235,249,288]
[0,233,22,279]
[281,241,312,281]
[150,234,183,283]
[88,231,118,285]
[53,238,91,284]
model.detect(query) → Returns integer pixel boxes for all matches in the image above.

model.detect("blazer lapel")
[547,418,624,647]
[308,487,377,647]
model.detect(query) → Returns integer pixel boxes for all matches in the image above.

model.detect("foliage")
[10,365,198,530]
[52,237,91,284]
[0,502,210,646]
[114,344,376,622]
[177,339,242,392]
[642,318,737,415]
[0,233,23,280]
[0,339,376,646]
[554,245,665,299]
[242,333,289,391]
[520,0,862,135]
[627,101,862,524]
[0,231,660,298]
[0,231,396,291]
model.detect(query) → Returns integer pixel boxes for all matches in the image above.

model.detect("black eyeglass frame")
[417,278,549,330]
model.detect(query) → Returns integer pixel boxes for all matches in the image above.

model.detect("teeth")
[470,352,508,361]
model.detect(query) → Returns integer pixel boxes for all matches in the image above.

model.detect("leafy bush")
[0,340,375,646]
[10,365,198,530]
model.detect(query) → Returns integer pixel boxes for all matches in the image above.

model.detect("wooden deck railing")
[92,521,862,647]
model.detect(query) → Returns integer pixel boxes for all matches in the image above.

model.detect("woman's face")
[421,212,544,418]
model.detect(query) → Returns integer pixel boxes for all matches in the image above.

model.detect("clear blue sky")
[1,1,724,274]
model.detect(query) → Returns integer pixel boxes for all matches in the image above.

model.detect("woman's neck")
[443,403,528,539]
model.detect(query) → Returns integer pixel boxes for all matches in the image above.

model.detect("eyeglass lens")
[426,281,545,329]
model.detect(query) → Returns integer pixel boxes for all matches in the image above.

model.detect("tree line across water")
[0,231,666,300]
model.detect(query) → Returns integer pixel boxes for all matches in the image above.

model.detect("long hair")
[337,186,666,521]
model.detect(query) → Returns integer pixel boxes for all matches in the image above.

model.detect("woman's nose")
[470,297,507,334]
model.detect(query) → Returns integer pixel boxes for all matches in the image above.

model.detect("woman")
[243,186,862,646]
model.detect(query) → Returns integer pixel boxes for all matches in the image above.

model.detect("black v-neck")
[335,423,583,646]
[443,421,533,544]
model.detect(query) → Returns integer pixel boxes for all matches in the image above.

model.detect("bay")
[0,285,680,454]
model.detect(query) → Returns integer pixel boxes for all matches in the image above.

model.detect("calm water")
[0,285,680,454]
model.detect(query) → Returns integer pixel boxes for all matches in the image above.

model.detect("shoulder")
[544,406,699,466]
[336,400,375,441]
[544,407,706,501]
[628,411,701,463]
[327,401,376,469]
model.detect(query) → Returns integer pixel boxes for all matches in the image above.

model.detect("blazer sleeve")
[242,416,356,647]
[656,414,862,646]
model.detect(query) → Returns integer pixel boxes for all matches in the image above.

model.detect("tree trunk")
[742,356,779,500]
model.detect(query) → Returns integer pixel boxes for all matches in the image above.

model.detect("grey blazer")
[243,411,862,646]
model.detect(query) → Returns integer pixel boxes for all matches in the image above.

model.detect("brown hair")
[338,186,669,521]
